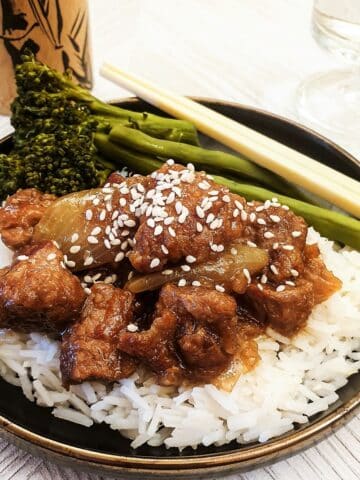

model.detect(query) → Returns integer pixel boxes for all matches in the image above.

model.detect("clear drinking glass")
[296,0,360,141]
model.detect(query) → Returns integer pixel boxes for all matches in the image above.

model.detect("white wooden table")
[0,1,359,479]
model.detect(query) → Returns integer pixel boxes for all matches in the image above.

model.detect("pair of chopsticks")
[100,62,360,217]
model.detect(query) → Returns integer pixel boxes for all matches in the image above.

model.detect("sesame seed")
[247,201,254,206]
[169,227,176,237]
[164,216,174,225]
[104,276,114,284]
[17,255,29,261]
[196,222,203,233]
[71,233,79,243]
[270,215,281,223]
[291,231,302,238]
[271,197,279,203]
[87,236,98,244]
[247,240,257,248]
[235,200,243,210]
[249,213,256,223]
[125,219,136,228]
[192,280,201,287]
[166,159,175,166]
[104,239,111,249]
[241,211,248,221]
[211,244,218,252]
[243,268,251,284]
[283,245,295,251]
[154,225,163,236]
[273,242,279,249]
[285,280,296,286]
[69,245,81,254]
[83,256,94,266]
[93,198,100,206]
[282,205,290,210]
[178,279,187,287]
[178,212,187,224]
[264,231,274,239]
[257,283,264,291]
[162,269,173,275]
[85,209,93,221]
[91,227,101,236]
[99,210,106,221]
[261,274,268,284]
[119,198,127,207]
[256,205,265,212]
[215,285,225,292]
[111,210,119,220]
[127,323,138,332]
[270,264,279,275]
[66,260,76,268]
[121,230,130,237]
[186,255,196,263]
[217,244,224,252]
[181,264,191,272]
[233,209,240,218]
[175,201,183,215]
[196,206,205,218]
[121,240,128,250]
[46,253,56,261]
[60,261,66,269]
[206,213,215,224]
[161,245,169,254]
[120,187,129,195]
[291,269,299,277]
[115,252,124,262]
[150,258,160,269]
[222,195,231,203]
[111,238,121,246]
[84,287,91,295]
[276,285,286,292]
[257,218,266,225]
[231,248,238,255]
[147,218,155,228]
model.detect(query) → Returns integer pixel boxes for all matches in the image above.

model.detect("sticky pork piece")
[0,242,86,332]
[0,188,56,250]
[117,284,238,386]
[60,284,137,385]
[129,163,246,273]
[243,200,308,283]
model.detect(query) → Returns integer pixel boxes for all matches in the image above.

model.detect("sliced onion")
[125,244,268,293]
[33,188,119,271]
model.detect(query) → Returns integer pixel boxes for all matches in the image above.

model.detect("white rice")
[0,227,359,450]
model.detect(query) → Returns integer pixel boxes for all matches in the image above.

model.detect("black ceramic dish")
[0,98,359,478]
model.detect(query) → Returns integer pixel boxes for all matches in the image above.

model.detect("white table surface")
[0,1,359,479]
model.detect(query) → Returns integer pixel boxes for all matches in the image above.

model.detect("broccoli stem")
[94,133,161,174]
[108,124,311,201]
[212,175,360,251]
[67,90,200,145]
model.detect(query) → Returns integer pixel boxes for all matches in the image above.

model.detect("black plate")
[0,98,359,478]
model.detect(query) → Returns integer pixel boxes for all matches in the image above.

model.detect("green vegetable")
[212,175,360,251]
[107,123,310,201]
[94,133,161,175]
[98,142,360,250]
[0,54,200,198]
[12,55,200,146]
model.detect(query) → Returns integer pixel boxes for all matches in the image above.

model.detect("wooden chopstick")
[100,62,360,217]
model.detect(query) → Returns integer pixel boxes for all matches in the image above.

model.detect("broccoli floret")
[0,55,116,198]
[0,54,199,199]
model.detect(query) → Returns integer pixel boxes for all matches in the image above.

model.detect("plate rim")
[0,96,359,476]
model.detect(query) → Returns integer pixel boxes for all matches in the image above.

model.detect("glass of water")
[296,0,360,141]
